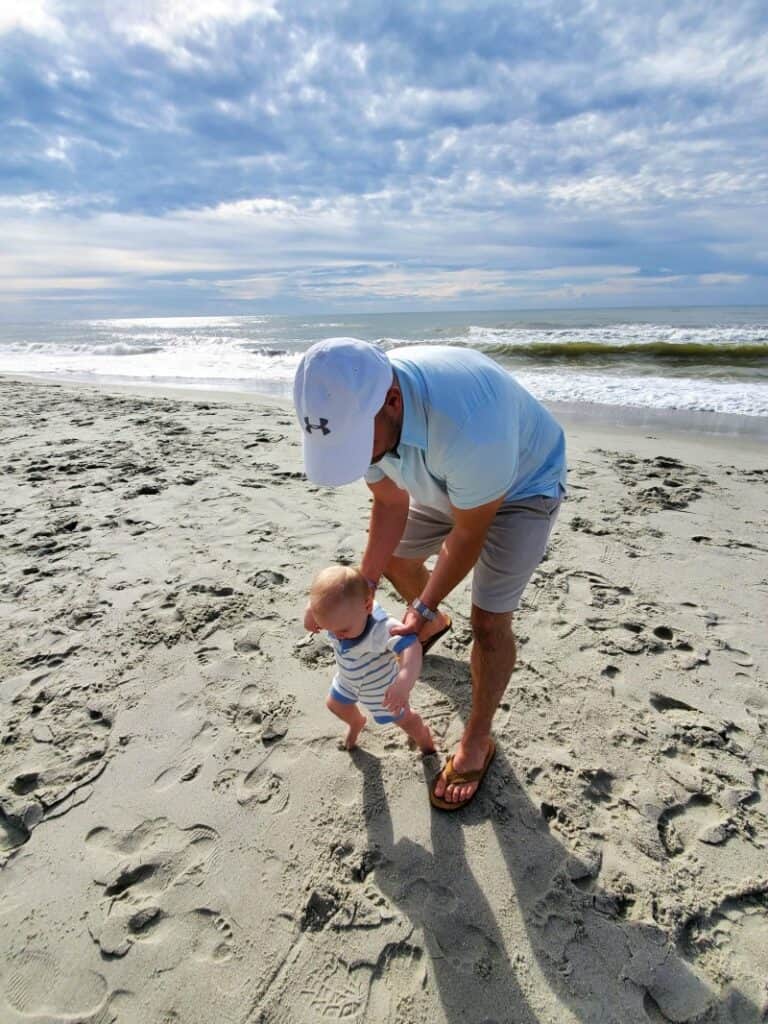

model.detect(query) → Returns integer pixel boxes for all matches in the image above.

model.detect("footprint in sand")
[604,452,712,513]
[650,691,745,754]
[400,878,503,975]
[433,921,503,977]
[365,942,426,1020]
[400,877,459,917]
[234,685,293,743]
[657,794,727,858]
[0,949,112,1022]
[562,569,633,609]
[0,807,31,856]
[87,903,169,957]
[211,749,290,813]
[236,764,289,812]
[153,759,203,791]
[86,818,219,904]
[719,640,754,668]
[189,909,236,964]
[152,719,218,791]
[85,819,227,963]
[299,955,367,1022]
[680,886,768,1011]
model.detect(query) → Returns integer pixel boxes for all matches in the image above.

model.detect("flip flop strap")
[439,755,485,786]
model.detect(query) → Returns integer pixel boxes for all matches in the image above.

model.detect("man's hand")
[383,671,413,715]
[388,606,423,638]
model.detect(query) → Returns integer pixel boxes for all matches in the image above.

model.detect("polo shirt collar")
[333,602,387,652]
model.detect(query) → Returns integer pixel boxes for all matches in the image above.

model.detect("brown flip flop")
[420,615,452,656]
[429,738,496,811]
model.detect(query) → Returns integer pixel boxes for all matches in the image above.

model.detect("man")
[294,338,566,810]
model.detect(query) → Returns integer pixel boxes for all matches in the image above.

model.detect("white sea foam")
[2,312,767,418]
[86,315,252,329]
[0,334,302,386]
[515,370,768,418]
[463,323,768,347]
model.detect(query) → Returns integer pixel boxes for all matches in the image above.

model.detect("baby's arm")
[383,638,423,714]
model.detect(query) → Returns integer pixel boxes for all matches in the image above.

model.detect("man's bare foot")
[432,736,492,804]
[342,715,366,751]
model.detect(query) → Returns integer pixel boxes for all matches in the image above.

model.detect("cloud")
[110,0,282,67]
[0,0,767,314]
[0,0,63,39]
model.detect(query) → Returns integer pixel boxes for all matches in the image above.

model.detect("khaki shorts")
[394,494,562,613]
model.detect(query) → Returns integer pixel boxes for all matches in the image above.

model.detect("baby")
[305,565,435,753]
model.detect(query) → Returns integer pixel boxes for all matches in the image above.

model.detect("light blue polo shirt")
[365,346,566,512]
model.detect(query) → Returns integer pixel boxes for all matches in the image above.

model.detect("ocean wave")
[3,311,767,419]
[239,344,288,356]
[482,340,768,365]
[2,340,164,356]
[101,342,165,356]
[86,315,250,329]
[465,323,768,346]
[516,371,768,417]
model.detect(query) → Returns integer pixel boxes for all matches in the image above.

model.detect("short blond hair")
[309,565,369,614]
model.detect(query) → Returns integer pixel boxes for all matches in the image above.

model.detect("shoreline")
[3,370,768,444]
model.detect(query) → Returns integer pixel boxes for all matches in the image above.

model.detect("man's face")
[370,386,402,463]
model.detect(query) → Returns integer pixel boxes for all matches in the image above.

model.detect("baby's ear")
[365,591,374,612]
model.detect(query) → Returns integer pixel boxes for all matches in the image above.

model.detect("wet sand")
[1,376,766,1024]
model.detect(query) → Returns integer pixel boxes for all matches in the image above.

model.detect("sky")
[1,0,767,319]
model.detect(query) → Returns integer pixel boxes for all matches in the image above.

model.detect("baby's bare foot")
[407,725,436,756]
[420,726,436,756]
[342,716,366,751]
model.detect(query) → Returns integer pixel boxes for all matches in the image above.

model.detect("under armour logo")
[304,416,331,435]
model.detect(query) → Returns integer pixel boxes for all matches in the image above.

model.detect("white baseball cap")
[293,338,393,486]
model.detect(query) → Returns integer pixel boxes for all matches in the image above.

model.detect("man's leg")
[432,607,515,804]
[384,555,451,644]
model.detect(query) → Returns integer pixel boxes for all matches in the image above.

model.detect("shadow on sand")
[350,656,759,1024]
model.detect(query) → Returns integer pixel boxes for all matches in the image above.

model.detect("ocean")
[1,306,767,424]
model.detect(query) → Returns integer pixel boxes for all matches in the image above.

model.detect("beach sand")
[1,376,766,1024]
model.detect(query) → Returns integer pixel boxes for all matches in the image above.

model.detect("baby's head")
[309,565,373,639]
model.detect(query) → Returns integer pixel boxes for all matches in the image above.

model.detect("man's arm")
[390,493,505,636]
[360,476,410,586]
[421,496,505,609]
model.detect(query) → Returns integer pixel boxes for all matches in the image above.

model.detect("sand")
[0,375,766,1024]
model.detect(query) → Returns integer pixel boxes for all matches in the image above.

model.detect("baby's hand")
[383,673,413,715]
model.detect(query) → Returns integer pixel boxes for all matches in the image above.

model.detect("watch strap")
[411,597,437,621]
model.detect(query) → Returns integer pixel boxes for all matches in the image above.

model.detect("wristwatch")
[411,598,437,621]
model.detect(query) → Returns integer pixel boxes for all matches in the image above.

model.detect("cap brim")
[303,416,375,486]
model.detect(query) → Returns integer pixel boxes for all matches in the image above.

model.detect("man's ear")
[386,384,402,414]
